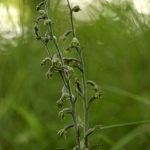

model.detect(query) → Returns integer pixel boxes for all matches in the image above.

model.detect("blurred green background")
[0,0,150,149]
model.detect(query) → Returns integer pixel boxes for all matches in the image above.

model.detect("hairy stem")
[67,89,81,150]
[41,41,52,59]
[66,0,89,148]
[45,1,81,148]
[77,48,88,148]
[36,24,52,59]
[66,0,76,37]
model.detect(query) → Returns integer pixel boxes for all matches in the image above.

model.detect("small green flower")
[62,93,69,101]
[41,59,46,66]
[52,57,61,68]
[58,111,65,121]
[45,71,53,79]
[70,38,80,47]
[59,35,68,42]
[68,66,74,74]
[57,129,68,139]
[67,66,74,78]
[94,91,102,99]
[58,108,72,121]
[41,57,51,66]
[63,45,71,53]
[63,58,70,65]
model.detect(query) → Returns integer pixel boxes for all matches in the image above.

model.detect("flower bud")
[45,71,53,79]
[68,66,74,74]
[73,146,78,150]
[62,93,69,100]
[94,125,101,131]
[34,24,39,31]
[41,59,46,66]
[63,45,71,53]
[67,66,74,78]
[41,57,51,66]
[62,86,67,94]
[57,129,68,139]
[63,58,70,65]
[58,111,65,121]
[53,36,57,43]
[75,78,82,93]
[94,91,102,99]
[38,10,46,15]
[56,99,63,108]
[34,24,41,40]
[34,35,41,40]
[72,5,81,12]
[44,19,51,25]
[36,5,41,11]
[59,35,68,42]
[58,108,71,121]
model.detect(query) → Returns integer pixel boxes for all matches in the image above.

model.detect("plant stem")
[77,48,88,148]
[67,89,81,150]
[50,23,81,150]
[41,41,52,60]
[45,2,81,148]
[66,0,76,37]
[36,24,52,59]
[66,0,89,148]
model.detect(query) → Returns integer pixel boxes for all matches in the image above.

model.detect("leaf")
[102,84,150,106]
[101,120,150,130]
[110,124,150,150]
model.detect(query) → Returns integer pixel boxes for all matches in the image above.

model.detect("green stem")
[67,0,76,37]
[45,1,80,148]
[41,41,52,60]
[77,48,88,148]
[67,88,81,150]
[36,22,52,59]
[66,0,89,148]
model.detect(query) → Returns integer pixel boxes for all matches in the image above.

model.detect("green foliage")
[0,0,150,150]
